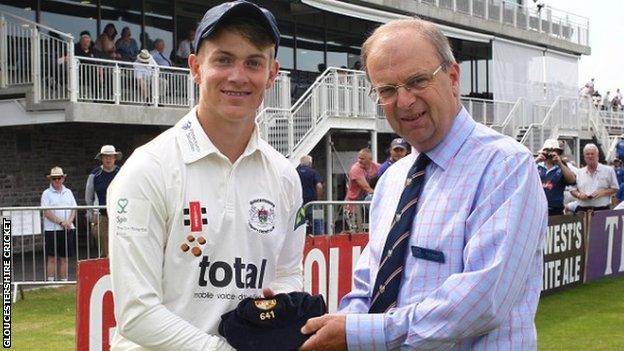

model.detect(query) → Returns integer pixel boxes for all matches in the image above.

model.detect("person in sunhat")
[85,145,122,257]
[41,166,77,281]
[535,138,576,215]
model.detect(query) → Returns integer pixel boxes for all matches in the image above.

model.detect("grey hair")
[300,155,313,166]
[154,38,164,45]
[583,143,598,153]
[361,18,456,75]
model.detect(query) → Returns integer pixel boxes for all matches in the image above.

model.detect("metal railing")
[302,200,371,236]
[600,111,624,133]
[257,67,379,157]
[2,205,108,300]
[460,96,516,126]
[418,0,589,46]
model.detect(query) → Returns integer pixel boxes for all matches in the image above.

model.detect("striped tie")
[369,153,430,313]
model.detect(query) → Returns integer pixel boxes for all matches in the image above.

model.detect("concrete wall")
[0,123,164,207]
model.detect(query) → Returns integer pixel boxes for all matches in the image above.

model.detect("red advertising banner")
[76,259,115,351]
[77,233,370,350]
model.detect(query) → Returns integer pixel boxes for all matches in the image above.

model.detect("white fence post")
[69,50,78,102]
[31,25,40,103]
[187,74,195,107]
[113,64,121,105]
[0,15,7,88]
[152,66,159,107]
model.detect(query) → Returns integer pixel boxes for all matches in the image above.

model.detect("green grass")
[11,286,75,351]
[7,276,624,350]
[537,275,624,350]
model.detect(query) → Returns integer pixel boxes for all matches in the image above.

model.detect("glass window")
[41,0,97,41]
[145,0,173,53]
[0,0,36,21]
[100,0,142,51]
[295,25,324,72]
[459,60,472,96]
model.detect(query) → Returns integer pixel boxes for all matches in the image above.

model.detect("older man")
[571,143,618,211]
[376,137,409,178]
[150,38,172,67]
[41,166,77,281]
[301,18,547,350]
[85,144,122,257]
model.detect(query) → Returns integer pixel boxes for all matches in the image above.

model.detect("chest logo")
[249,198,275,234]
[184,201,207,232]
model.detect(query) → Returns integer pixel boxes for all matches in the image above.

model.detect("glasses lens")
[51,177,62,180]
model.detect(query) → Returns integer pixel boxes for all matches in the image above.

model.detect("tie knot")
[409,153,430,176]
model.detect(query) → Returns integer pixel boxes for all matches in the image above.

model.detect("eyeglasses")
[369,61,448,105]
[51,177,62,181]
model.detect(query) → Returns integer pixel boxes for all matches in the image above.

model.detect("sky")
[545,0,624,94]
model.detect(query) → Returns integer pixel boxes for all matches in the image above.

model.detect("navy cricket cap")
[193,0,280,57]
[219,291,326,351]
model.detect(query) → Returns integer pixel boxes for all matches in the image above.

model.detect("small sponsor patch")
[248,198,275,234]
[183,201,207,231]
[254,299,277,310]
[114,197,150,237]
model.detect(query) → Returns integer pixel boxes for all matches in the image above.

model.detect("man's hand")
[535,153,546,162]
[299,314,347,351]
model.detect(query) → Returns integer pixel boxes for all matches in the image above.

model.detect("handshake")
[219,292,327,351]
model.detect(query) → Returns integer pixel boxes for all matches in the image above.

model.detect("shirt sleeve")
[107,150,223,351]
[608,167,620,189]
[41,190,49,207]
[350,165,365,181]
[344,152,547,350]
[269,168,305,293]
[85,173,95,205]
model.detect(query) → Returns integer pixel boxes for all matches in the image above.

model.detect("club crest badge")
[254,299,277,310]
[249,198,275,234]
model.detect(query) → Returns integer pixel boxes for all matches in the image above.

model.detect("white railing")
[520,97,611,156]
[258,67,378,157]
[460,97,516,126]
[418,0,589,46]
[600,111,624,133]
[0,11,74,96]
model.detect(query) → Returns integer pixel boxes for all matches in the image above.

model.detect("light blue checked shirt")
[340,107,548,350]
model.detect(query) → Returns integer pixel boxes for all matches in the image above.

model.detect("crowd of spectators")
[581,78,624,112]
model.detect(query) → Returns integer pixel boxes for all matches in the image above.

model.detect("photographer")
[571,143,619,212]
[536,139,576,215]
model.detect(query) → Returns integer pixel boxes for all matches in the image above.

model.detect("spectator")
[586,77,595,95]
[376,137,409,178]
[616,134,624,160]
[614,159,624,204]
[103,23,118,41]
[317,63,326,73]
[612,94,621,112]
[150,38,171,66]
[134,49,156,101]
[175,28,195,67]
[570,143,619,212]
[94,32,120,60]
[116,26,139,62]
[41,166,77,281]
[535,139,576,215]
[352,60,362,70]
[592,90,601,109]
[297,155,324,235]
[74,30,94,58]
[344,148,379,231]
[85,145,122,257]
[602,91,610,111]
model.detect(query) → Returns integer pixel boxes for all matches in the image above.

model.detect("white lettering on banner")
[543,255,582,290]
[304,249,327,304]
[603,216,624,275]
[90,275,112,351]
[543,222,582,255]
[328,248,339,313]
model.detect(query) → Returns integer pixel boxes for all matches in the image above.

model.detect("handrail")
[0,11,73,40]
[520,96,563,152]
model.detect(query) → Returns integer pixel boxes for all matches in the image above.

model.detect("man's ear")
[265,59,280,90]
[447,62,460,98]
[188,54,201,85]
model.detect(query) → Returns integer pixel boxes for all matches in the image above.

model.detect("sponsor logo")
[181,121,192,130]
[116,198,128,214]
[198,256,267,289]
[248,198,275,234]
[184,201,207,231]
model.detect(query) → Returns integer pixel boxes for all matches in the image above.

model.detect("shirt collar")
[49,184,66,193]
[423,106,476,171]
[175,106,262,164]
